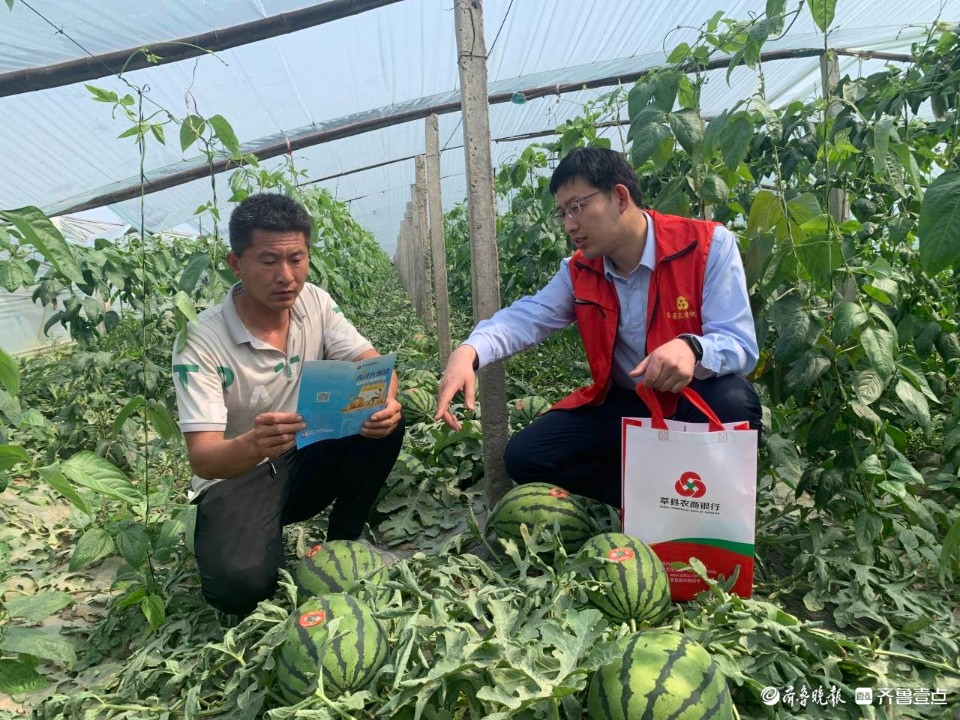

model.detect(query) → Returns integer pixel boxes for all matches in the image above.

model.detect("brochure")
[295,353,396,448]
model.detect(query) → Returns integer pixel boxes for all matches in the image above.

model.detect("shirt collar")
[603,211,656,280]
[222,282,305,347]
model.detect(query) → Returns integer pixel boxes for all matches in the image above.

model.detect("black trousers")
[193,422,404,615]
[503,376,761,508]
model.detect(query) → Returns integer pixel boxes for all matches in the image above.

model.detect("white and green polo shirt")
[172,282,373,493]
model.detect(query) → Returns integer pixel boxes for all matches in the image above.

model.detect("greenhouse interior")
[1,0,959,717]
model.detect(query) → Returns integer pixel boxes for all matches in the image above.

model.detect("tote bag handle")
[635,384,725,432]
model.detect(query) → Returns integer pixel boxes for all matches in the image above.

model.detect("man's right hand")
[251,412,306,459]
[435,344,478,431]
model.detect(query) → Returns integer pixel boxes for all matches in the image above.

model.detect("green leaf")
[796,232,840,288]
[895,378,931,430]
[702,109,729,157]
[141,594,166,632]
[208,114,240,155]
[700,173,729,205]
[177,251,211,293]
[786,193,822,225]
[873,115,895,176]
[0,659,48,695]
[5,592,73,622]
[630,121,672,167]
[69,527,115,571]
[766,433,803,483]
[627,80,655,123]
[0,346,19,396]
[117,523,150,571]
[652,70,682,112]
[940,517,960,583]
[720,112,753,169]
[146,400,181,440]
[0,388,22,427]
[833,301,868,343]
[111,395,146,436]
[855,369,885,404]
[766,0,787,33]
[860,326,896,380]
[0,627,76,666]
[180,115,206,152]
[37,463,92,516]
[173,290,199,325]
[667,110,703,154]
[0,207,84,285]
[747,190,783,238]
[0,443,29,473]
[751,98,782,142]
[61,451,141,505]
[917,169,960,276]
[784,351,831,393]
[808,0,837,32]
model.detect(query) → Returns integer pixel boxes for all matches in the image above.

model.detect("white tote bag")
[622,385,758,600]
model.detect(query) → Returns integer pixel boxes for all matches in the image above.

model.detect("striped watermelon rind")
[488,482,597,554]
[509,395,551,426]
[294,540,387,605]
[399,387,436,423]
[276,593,389,702]
[578,533,670,624]
[587,629,734,720]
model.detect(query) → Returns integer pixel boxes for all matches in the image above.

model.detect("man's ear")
[226,251,241,278]
[614,184,631,211]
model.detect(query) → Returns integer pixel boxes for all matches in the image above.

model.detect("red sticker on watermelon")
[607,547,635,562]
[306,545,323,558]
[299,610,326,627]
[549,487,569,498]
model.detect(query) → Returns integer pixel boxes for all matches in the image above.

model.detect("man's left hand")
[361,397,402,438]
[629,338,696,393]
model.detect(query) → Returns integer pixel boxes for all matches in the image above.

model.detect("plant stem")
[870,649,959,675]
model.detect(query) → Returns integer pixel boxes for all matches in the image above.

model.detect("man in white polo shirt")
[172,193,403,615]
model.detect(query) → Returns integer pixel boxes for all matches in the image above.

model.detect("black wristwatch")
[677,334,703,363]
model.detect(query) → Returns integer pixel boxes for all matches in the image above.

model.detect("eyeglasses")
[549,189,607,226]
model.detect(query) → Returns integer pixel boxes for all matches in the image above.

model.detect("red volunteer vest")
[552,210,718,417]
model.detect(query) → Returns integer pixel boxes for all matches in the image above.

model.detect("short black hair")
[549,147,644,207]
[227,193,313,256]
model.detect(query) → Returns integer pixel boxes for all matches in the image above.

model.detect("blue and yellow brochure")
[294,353,396,448]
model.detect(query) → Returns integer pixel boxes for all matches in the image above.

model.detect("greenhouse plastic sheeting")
[1,0,958,252]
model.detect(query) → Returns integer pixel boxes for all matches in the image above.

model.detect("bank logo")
[674,471,706,498]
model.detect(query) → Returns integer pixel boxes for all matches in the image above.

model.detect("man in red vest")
[434,147,760,507]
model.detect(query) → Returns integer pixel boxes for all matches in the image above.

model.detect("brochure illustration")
[295,353,396,448]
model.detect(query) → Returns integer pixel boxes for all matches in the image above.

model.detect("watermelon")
[276,593,389,701]
[399,387,436,423]
[488,482,596,553]
[578,533,670,624]
[294,540,387,604]
[509,395,551,426]
[587,629,733,719]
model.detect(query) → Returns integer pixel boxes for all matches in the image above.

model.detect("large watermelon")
[509,395,551,427]
[488,483,596,553]
[276,593,389,701]
[578,533,670,624]
[399,387,436,423]
[294,540,387,604]
[587,629,733,719]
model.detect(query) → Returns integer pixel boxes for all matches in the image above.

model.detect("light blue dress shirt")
[465,213,758,389]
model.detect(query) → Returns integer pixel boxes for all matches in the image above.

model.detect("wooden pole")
[425,114,452,366]
[454,0,510,510]
[414,156,434,331]
[820,50,849,223]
